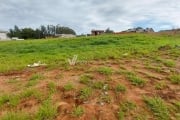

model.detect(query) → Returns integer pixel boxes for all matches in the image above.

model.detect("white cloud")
[0,0,180,34]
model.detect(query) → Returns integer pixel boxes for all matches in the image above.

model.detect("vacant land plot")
[0,34,179,120]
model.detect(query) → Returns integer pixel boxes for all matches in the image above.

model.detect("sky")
[0,0,180,34]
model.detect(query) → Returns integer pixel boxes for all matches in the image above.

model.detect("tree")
[105,28,114,34]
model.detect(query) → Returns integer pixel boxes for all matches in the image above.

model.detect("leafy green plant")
[155,82,167,90]
[79,74,93,85]
[48,82,57,94]
[79,87,92,101]
[115,84,126,93]
[169,74,180,84]
[97,67,113,75]
[1,111,30,120]
[36,99,57,120]
[63,83,74,91]
[0,94,20,107]
[144,96,169,120]
[72,106,84,117]
[92,81,105,89]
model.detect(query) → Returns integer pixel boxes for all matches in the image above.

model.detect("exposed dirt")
[0,58,179,120]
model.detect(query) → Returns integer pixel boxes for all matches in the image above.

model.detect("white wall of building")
[0,32,10,40]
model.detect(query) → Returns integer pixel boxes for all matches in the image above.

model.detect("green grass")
[79,74,93,85]
[115,84,126,93]
[36,99,57,120]
[1,111,30,120]
[72,106,84,117]
[120,70,146,86]
[26,73,44,87]
[48,82,57,94]
[169,74,180,84]
[155,82,167,90]
[97,66,113,75]
[144,96,170,120]
[92,81,105,89]
[0,94,20,107]
[79,87,92,101]
[21,88,42,100]
[63,83,74,91]
[0,34,180,73]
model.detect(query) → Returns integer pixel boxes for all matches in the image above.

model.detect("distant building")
[55,34,76,38]
[91,30,104,36]
[122,27,154,33]
[0,30,10,40]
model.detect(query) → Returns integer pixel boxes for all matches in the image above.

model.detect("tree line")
[7,25,76,39]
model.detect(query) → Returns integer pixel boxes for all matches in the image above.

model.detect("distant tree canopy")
[105,28,114,34]
[7,25,76,39]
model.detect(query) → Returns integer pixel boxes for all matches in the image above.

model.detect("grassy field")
[0,33,179,120]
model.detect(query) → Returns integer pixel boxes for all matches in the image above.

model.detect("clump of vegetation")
[99,95,111,103]
[72,106,84,117]
[79,87,92,101]
[118,101,136,120]
[120,70,146,86]
[97,67,113,75]
[26,73,44,87]
[155,57,176,67]
[169,74,180,84]
[48,82,57,94]
[144,96,169,120]
[0,94,20,107]
[21,88,42,100]
[155,82,167,90]
[115,84,126,93]
[79,74,93,85]
[63,83,74,91]
[92,81,105,89]
[1,111,30,120]
[36,99,57,120]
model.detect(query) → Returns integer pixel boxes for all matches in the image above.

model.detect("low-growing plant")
[144,96,169,120]
[155,82,167,90]
[63,83,74,91]
[127,74,146,87]
[169,74,180,84]
[115,84,126,93]
[79,74,93,85]
[97,66,113,75]
[36,99,57,120]
[26,73,44,87]
[100,95,111,103]
[7,78,20,84]
[48,82,57,94]
[0,94,20,107]
[93,81,105,89]
[79,87,92,101]
[117,110,124,120]
[1,111,30,120]
[21,89,42,100]
[120,101,136,112]
[72,106,84,117]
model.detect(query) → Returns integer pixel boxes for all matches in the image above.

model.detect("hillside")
[0,34,180,120]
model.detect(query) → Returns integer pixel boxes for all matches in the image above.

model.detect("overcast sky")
[0,0,180,34]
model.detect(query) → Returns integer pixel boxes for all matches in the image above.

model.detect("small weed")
[117,110,124,120]
[1,111,30,120]
[97,66,113,75]
[48,82,57,94]
[36,99,57,120]
[100,95,111,103]
[26,73,44,87]
[163,60,176,67]
[169,74,180,84]
[7,78,20,84]
[120,101,136,112]
[115,84,126,93]
[63,83,74,91]
[155,82,167,90]
[72,106,84,117]
[29,73,44,81]
[93,81,105,89]
[79,74,93,85]
[144,96,169,120]
[21,89,42,100]
[79,87,92,101]
[0,94,20,107]
[120,70,146,86]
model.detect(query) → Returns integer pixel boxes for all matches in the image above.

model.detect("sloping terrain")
[0,34,180,120]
